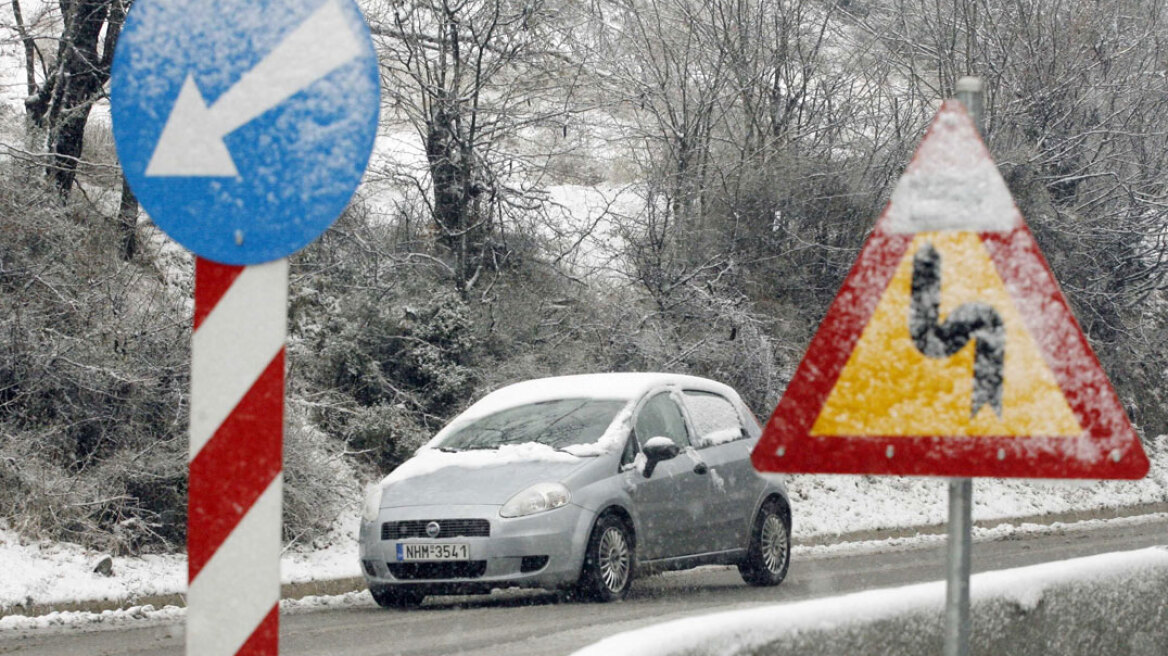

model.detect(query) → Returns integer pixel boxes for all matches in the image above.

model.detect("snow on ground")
[569,546,1168,656]
[5,513,1165,634]
[542,183,643,279]
[784,433,1168,538]
[796,512,1168,559]
[0,508,363,615]
[0,534,185,610]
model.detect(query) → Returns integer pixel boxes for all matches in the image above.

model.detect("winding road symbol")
[909,242,1004,417]
[146,0,365,177]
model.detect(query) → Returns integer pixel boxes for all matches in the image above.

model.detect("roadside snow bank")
[571,547,1168,656]
[786,434,1168,539]
[0,510,362,615]
[0,533,185,612]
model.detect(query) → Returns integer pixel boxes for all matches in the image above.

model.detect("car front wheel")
[575,513,634,602]
[739,498,791,586]
[369,585,425,609]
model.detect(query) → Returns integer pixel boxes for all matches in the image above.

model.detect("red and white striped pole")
[188,256,287,656]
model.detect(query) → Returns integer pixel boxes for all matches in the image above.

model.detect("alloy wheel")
[598,526,631,592]
[760,514,788,573]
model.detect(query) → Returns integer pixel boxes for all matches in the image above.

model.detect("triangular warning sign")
[752,101,1150,479]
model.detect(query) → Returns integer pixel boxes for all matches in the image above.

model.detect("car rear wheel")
[576,514,634,602]
[369,585,425,609]
[739,498,791,586]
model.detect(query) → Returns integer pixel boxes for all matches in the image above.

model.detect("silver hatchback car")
[358,373,791,607]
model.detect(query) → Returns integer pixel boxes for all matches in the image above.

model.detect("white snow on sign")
[146,0,365,177]
[883,104,1021,234]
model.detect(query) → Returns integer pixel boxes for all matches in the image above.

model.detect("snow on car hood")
[377,444,591,507]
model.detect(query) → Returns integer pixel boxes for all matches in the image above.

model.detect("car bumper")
[358,503,597,596]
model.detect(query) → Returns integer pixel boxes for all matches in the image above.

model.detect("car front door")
[626,391,713,560]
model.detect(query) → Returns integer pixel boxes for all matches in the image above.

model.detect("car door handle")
[693,462,709,475]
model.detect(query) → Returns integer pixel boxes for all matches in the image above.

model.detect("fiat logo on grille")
[426,521,441,538]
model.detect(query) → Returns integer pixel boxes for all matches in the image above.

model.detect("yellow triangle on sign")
[811,231,1081,437]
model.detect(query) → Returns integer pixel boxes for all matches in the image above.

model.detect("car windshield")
[436,398,626,452]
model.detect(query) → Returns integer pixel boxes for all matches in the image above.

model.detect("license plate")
[395,543,470,562]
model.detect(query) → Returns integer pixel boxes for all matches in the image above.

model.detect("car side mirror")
[642,436,680,478]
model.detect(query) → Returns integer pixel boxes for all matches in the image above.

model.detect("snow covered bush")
[282,407,362,547]
[0,169,187,552]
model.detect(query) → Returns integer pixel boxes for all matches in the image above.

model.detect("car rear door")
[681,389,763,552]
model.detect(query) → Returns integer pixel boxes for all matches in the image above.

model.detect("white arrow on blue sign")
[112,0,381,265]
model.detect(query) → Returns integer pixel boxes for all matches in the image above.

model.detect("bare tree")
[368,0,589,298]
[11,0,140,259]
[25,1,127,194]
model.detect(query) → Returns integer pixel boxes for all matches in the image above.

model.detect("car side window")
[619,432,638,469]
[682,390,746,448]
[634,392,691,448]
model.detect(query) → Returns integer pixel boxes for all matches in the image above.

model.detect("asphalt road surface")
[3,515,1166,656]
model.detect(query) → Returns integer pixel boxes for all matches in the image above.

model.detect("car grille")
[381,519,491,540]
[387,561,488,580]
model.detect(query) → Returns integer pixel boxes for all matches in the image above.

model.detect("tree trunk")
[117,176,138,260]
[11,0,37,97]
[25,0,125,198]
[425,104,475,296]
[49,0,112,195]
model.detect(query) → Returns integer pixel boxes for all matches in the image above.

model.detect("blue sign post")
[111,0,380,264]
[111,3,380,655]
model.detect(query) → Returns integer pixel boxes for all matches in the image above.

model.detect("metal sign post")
[187,259,288,656]
[945,478,973,656]
[943,76,984,656]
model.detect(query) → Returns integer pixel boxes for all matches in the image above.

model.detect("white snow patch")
[630,452,649,476]
[570,547,1168,656]
[701,427,743,447]
[0,604,186,633]
[379,443,580,486]
[793,512,1168,560]
[543,183,642,277]
[709,468,727,494]
[781,435,1168,539]
[0,532,185,611]
[882,102,1021,234]
[0,508,363,619]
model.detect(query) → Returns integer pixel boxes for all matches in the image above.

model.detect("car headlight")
[362,484,383,523]
[499,482,571,518]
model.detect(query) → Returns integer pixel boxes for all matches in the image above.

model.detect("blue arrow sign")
[111,0,380,265]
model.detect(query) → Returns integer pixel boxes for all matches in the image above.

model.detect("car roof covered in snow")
[457,372,740,422]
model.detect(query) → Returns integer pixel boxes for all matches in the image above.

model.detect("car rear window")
[436,398,626,451]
